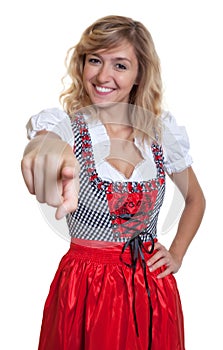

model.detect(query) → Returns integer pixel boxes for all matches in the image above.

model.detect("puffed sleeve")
[26,107,74,147]
[161,111,193,174]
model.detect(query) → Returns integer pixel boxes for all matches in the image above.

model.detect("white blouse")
[26,108,193,181]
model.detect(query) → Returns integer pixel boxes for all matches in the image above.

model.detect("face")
[83,41,139,105]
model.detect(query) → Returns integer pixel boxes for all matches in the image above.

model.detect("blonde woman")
[22,15,205,350]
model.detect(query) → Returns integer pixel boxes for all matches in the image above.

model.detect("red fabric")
[38,241,185,350]
[106,183,159,239]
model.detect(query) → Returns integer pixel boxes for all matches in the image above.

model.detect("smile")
[95,85,114,93]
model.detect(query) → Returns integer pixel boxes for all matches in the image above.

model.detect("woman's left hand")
[147,242,182,279]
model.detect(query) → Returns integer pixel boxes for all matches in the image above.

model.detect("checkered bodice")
[66,115,166,242]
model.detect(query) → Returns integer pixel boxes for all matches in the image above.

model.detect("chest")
[68,116,166,242]
[83,120,158,181]
[105,138,144,179]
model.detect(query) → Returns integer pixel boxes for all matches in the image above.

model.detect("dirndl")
[38,240,185,350]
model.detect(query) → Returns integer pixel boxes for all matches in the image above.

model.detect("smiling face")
[82,40,139,106]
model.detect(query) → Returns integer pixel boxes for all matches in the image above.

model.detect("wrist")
[169,246,184,266]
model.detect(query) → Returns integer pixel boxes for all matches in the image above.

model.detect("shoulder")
[160,110,193,174]
[26,107,74,146]
[161,110,186,133]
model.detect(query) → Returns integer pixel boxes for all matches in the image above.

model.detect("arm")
[21,130,80,219]
[147,166,206,278]
[168,167,205,263]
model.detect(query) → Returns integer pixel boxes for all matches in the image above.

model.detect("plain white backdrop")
[1,0,222,349]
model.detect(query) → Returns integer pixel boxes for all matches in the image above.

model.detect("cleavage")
[105,138,144,179]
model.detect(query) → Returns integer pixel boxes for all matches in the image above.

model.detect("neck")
[97,102,131,126]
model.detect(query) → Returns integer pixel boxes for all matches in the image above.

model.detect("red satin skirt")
[38,239,185,350]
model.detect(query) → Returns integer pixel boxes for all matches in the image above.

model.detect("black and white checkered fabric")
[66,118,114,241]
[66,115,166,243]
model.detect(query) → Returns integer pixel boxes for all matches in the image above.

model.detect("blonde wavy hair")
[60,15,163,143]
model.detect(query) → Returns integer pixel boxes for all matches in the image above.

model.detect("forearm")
[169,190,206,264]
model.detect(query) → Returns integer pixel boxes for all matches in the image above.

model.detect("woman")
[22,15,205,350]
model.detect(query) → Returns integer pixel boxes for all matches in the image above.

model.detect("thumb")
[60,156,80,180]
[61,166,76,180]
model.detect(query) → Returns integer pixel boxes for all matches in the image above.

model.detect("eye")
[88,57,101,65]
[115,63,127,71]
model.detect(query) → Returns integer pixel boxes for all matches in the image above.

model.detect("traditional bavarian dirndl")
[38,114,185,350]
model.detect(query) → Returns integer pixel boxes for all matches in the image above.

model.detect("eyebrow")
[89,53,132,64]
[115,57,132,63]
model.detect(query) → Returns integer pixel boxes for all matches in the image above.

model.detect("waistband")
[70,237,157,264]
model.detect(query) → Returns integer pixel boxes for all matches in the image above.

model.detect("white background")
[0,0,222,349]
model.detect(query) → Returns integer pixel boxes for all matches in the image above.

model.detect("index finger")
[55,171,79,220]
[21,158,35,194]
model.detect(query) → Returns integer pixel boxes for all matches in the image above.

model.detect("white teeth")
[95,86,113,93]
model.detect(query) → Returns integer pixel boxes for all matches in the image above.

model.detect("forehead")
[92,40,138,61]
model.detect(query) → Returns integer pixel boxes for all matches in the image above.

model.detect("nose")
[96,63,111,83]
